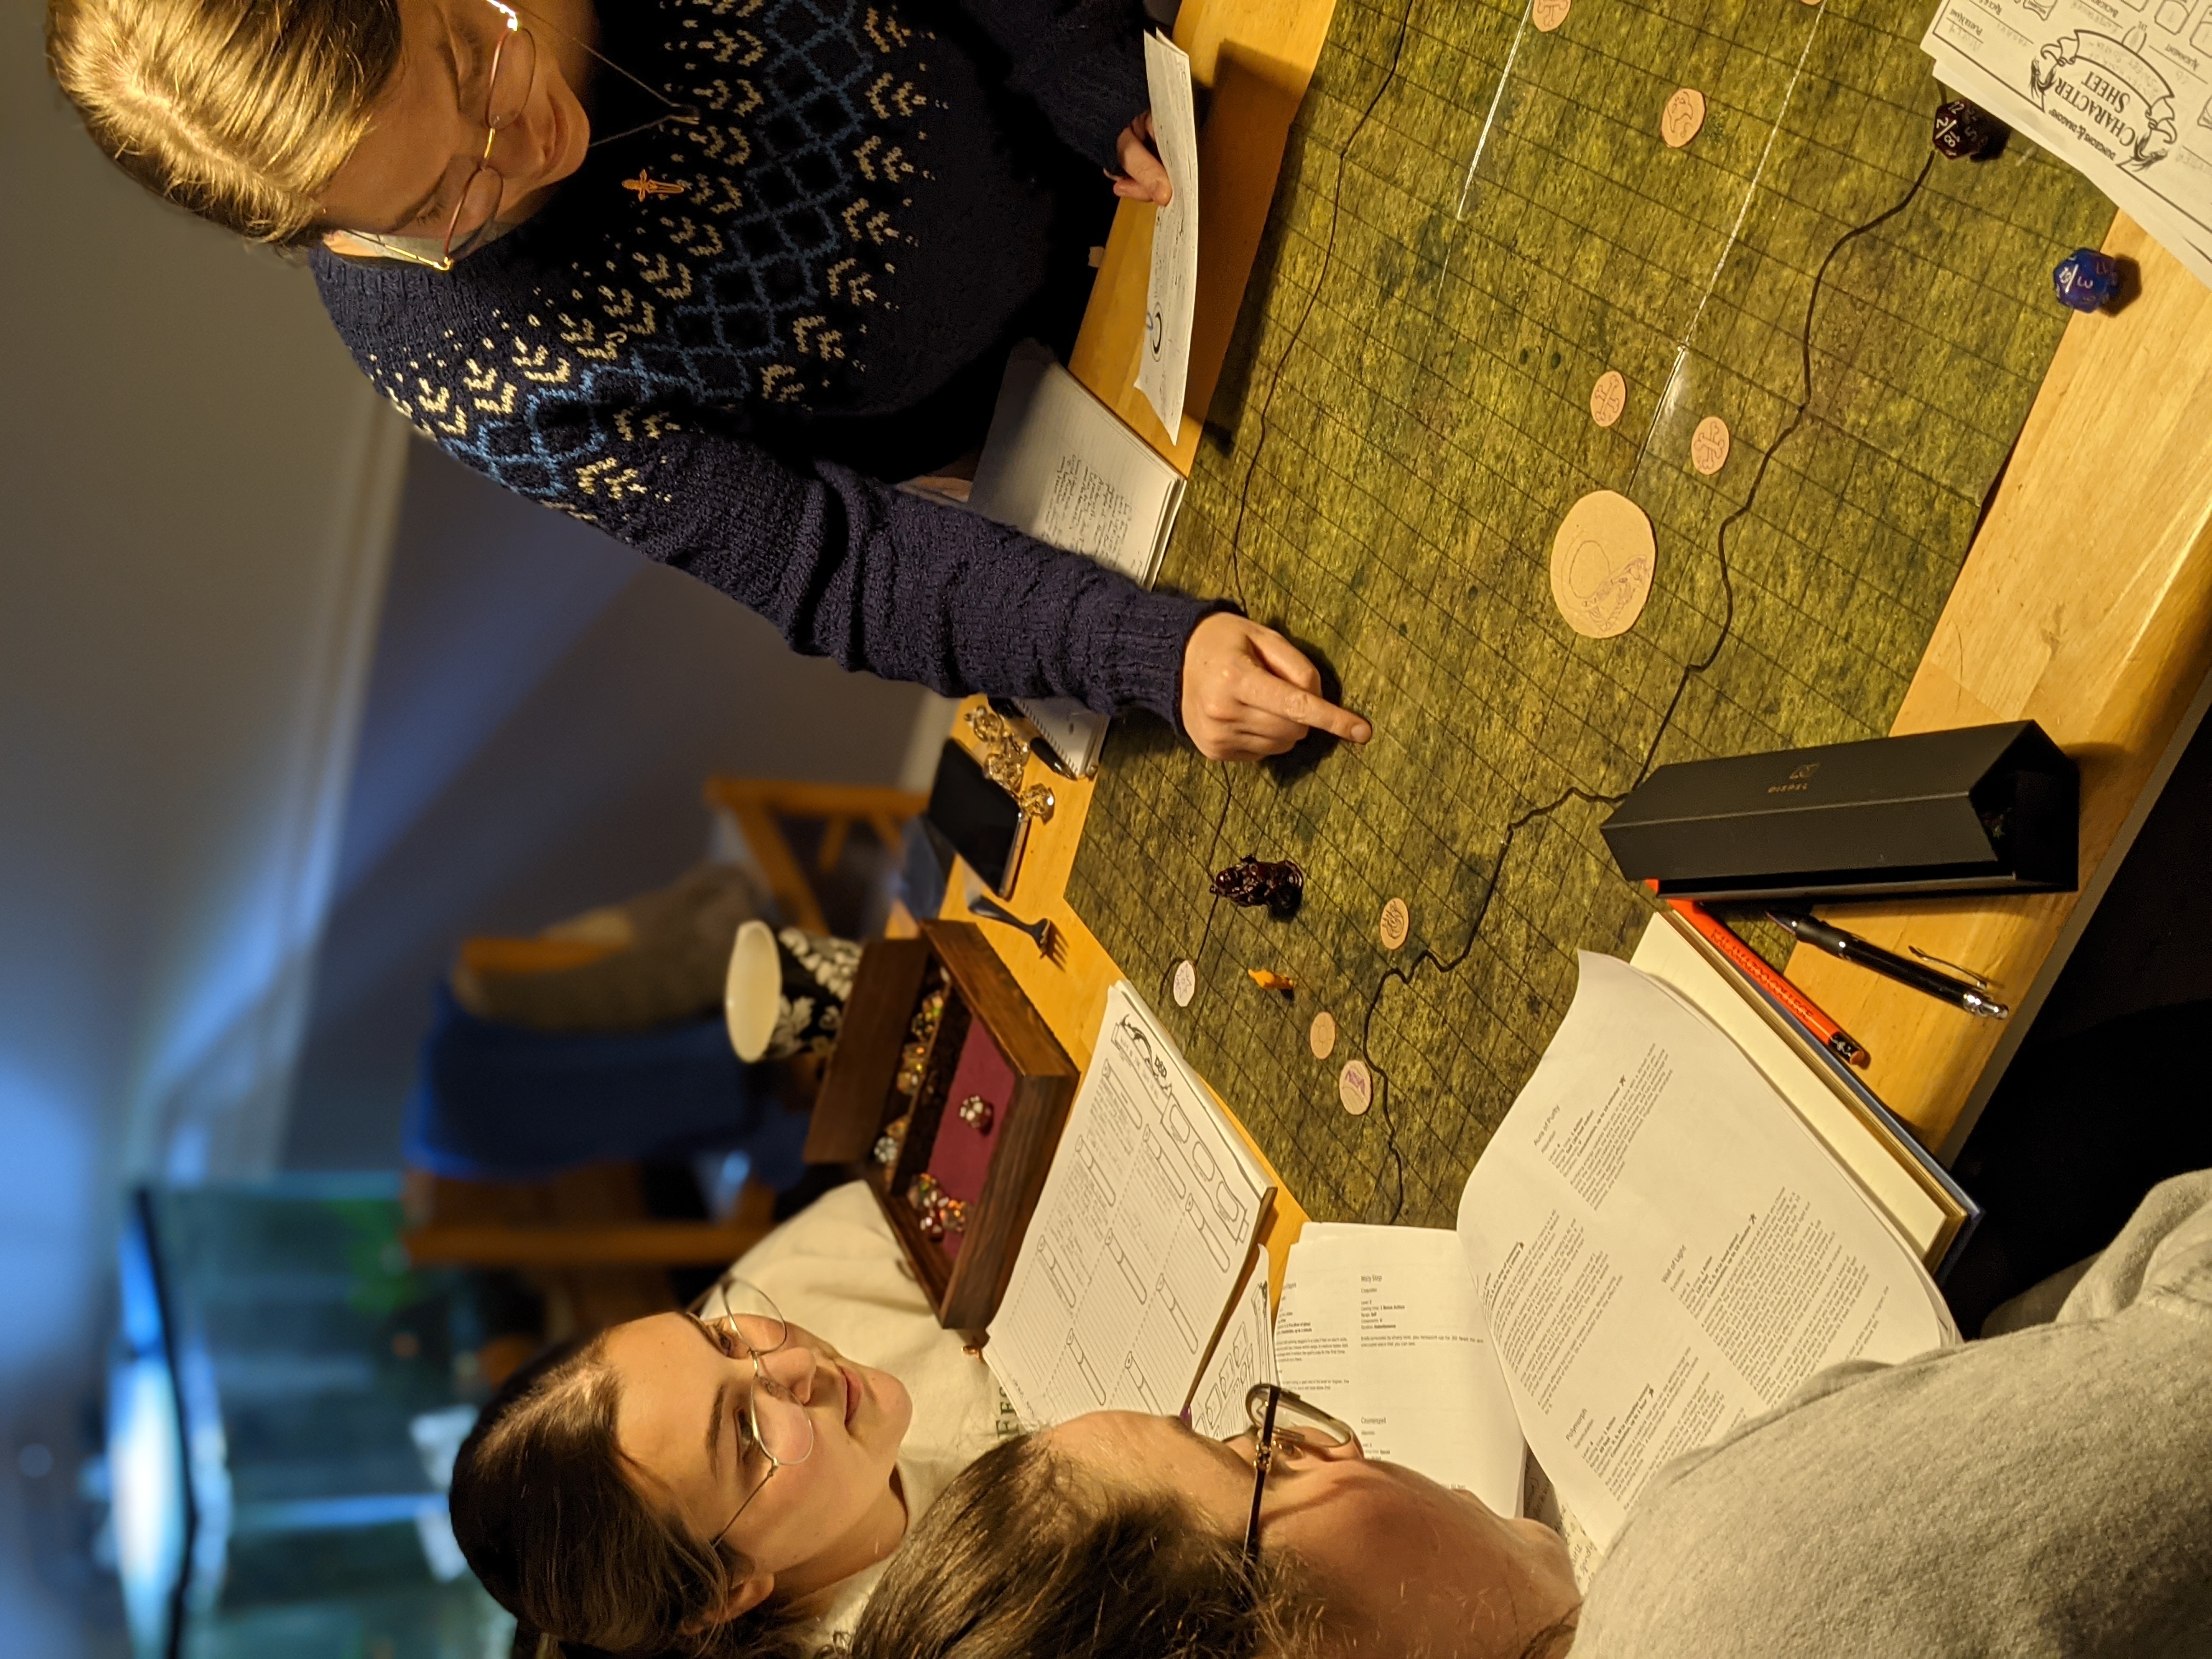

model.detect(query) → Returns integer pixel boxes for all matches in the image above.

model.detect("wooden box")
[807,921,1077,1333]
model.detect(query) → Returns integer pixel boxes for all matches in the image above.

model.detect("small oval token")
[1380,897,1410,951]
[1589,369,1626,429]
[1338,1059,1373,1116]
[1661,87,1706,149]
[1550,489,1657,639]
[1310,1011,1338,1060]
[1690,415,1731,476]
[1172,958,1197,1007]
[1532,0,1570,30]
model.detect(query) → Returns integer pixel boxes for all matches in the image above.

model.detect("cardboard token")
[1338,1059,1373,1116]
[1380,896,1410,951]
[1310,1011,1338,1060]
[1549,489,1657,639]
[1532,0,1570,30]
[1691,415,1731,476]
[1661,87,1706,149]
[1172,958,1197,1007]
[1589,369,1626,428]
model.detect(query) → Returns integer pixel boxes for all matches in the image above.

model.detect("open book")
[988,922,1965,1561]
[967,344,1186,775]
[1456,945,1961,1552]
[1180,919,1969,1559]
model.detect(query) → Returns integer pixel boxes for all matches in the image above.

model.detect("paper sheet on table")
[968,342,1186,775]
[1184,1256,1276,1438]
[1922,2,2212,286]
[1136,30,1199,433]
[987,980,1272,1425]
[1275,1223,1525,1517]
[1456,953,1956,1551]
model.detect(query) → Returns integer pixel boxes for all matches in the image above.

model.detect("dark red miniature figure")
[1212,855,1305,918]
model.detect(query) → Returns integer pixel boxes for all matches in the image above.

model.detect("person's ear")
[682,1569,774,1635]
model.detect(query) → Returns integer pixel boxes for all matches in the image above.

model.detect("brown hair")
[450,1339,814,1659]
[44,0,400,243]
[849,1435,1328,1659]
[851,1434,1580,1659]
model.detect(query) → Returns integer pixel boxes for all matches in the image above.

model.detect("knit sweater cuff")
[1083,588,1232,733]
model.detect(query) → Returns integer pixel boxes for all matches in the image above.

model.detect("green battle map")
[1065,0,2113,1224]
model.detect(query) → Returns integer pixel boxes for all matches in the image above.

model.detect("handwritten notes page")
[988,981,1272,1426]
[968,342,1186,775]
[1457,953,1956,1550]
[1276,1224,1526,1517]
[1136,30,1199,433]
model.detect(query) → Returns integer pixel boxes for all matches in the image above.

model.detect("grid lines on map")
[1068,0,2114,1226]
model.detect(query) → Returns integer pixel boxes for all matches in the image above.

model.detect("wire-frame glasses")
[362,0,537,271]
[685,1273,820,1543]
[1239,1384,1355,1567]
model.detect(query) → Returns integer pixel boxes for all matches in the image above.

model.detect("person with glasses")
[847,1177,2212,1659]
[448,1177,1018,1658]
[47,0,1373,764]
[847,1390,1582,1659]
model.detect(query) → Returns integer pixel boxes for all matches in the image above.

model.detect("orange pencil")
[1647,883,1871,1070]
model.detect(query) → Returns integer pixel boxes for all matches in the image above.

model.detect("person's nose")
[755,1340,820,1403]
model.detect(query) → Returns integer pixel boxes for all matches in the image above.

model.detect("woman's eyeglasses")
[685,1274,820,1543]
[1239,1384,1354,1567]
[359,0,536,271]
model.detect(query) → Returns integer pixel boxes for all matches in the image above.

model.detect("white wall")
[0,16,406,1649]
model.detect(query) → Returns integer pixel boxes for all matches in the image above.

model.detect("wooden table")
[952,1,2212,1170]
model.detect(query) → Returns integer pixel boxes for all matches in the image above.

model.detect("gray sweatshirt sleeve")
[1569,1171,2212,1659]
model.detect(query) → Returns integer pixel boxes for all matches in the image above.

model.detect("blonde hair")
[46,0,401,243]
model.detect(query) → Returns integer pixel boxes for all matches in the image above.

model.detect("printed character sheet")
[1184,1257,1277,1440]
[988,981,1272,1426]
[1924,0,2212,283]
[1457,954,1956,1549]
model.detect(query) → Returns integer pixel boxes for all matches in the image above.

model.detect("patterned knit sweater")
[312,0,1212,725]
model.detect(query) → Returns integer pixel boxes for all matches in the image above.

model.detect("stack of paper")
[1137,30,1200,433]
[1923,2,2212,284]
[1274,1223,1526,1518]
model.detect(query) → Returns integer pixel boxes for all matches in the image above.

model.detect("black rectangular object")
[923,740,1028,899]
[1600,721,2078,902]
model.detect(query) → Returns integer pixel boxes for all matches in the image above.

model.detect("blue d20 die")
[2053,247,2120,313]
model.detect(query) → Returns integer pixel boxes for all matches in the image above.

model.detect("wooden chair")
[703,776,928,935]
[397,777,926,1351]
[402,1165,781,1346]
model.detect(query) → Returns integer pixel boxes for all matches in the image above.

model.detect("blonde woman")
[47,0,1370,762]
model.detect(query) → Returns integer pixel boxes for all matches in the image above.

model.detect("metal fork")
[967,891,1062,962]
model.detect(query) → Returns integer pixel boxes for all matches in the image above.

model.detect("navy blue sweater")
[313,0,1211,724]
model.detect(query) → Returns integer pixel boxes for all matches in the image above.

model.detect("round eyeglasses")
[685,1274,820,1542]
[351,0,533,272]
[1239,1384,1355,1566]
[437,0,535,267]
